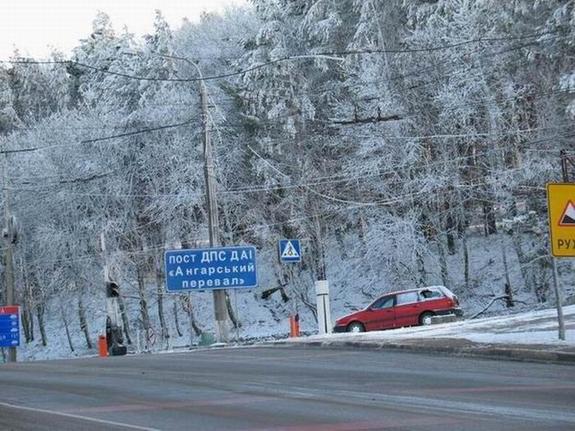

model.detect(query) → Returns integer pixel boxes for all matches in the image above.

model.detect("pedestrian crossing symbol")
[559,201,575,226]
[278,239,302,263]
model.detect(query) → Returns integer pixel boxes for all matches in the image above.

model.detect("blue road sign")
[0,306,20,348]
[279,239,301,263]
[165,246,257,292]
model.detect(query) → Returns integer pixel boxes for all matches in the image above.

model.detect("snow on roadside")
[291,305,575,347]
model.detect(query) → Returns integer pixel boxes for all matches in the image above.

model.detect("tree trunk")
[61,305,74,352]
[21,304,32,343]
[482,200,497,236]
[136,265,151,347]
[299,289,318,322]
[445,199,457,255]
[182,295,203,337]
[28,304,34,342]
[501,237,512,293]
[155,261,168,343]
[335,228,348,259]
[78,295,92,349]
[173,298,182,337]
[463,233,470,290]
[510,230,535,294]
[21,273,33,342]
[358,213,367,252]
[36,304,47,347]
[437,239,450,287]
[117,294,133,345]
[225,291,240,329]
[416,248,426,287]
[312,207,327,280]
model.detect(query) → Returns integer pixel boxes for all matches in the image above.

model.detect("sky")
[1,0,247,59]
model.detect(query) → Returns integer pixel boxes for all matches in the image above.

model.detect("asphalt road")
[1,346,574,431]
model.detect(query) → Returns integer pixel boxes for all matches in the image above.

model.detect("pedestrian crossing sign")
[278,239,302,263]
[547,183,575,257]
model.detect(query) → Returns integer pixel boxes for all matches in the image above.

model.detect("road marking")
[62,395,273,414]
[0,401,160,431]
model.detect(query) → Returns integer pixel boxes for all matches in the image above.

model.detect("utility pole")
[199,77,229,343]
[2,154,17,362]
[160,54,231,343]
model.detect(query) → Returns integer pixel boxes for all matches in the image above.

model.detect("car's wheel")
[347,322,365,333]
[419,312,435,326]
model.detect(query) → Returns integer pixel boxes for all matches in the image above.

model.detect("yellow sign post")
[547,183,575,257]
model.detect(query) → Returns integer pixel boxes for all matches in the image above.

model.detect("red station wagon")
[333,286,463,333]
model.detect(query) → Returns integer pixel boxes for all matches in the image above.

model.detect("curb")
[270,339,575,365]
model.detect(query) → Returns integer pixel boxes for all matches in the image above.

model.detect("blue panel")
[164,246,257,292]
[0,307,20,348]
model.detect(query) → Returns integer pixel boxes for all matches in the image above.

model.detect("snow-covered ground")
[291,305,575,347]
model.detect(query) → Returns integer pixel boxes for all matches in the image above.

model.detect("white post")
[315,280,332,335]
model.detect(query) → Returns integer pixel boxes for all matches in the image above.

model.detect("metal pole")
[3,154,16,362]
[551,150,569,341]
[551,258,566,340]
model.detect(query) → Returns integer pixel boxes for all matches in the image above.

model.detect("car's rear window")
[419,289,444,300]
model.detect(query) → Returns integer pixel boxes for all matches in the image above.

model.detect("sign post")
[279,240,303,336]
[546,183,574,340]
[0,306,20,352]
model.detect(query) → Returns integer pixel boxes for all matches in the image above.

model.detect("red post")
[289,315,300,338]
[98,335,108,357]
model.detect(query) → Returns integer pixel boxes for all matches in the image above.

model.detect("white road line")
[0,401,161,431]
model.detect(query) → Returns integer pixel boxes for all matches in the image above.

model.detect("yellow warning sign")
[547,183,575,257]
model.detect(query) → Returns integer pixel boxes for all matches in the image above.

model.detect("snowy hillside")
[1,1,575,361]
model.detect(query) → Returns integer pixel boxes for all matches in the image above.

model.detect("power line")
[5,145,509,197]
[0,31,553,84]
[0,119,193,155]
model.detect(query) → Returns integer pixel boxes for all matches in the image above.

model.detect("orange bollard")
[98,335,108,357]
[289,315,300,338]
